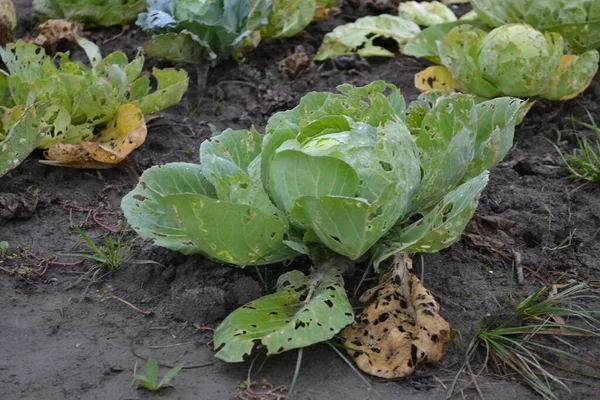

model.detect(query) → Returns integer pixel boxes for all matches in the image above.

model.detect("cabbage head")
[122,81,524,266]
[438,24,599,100]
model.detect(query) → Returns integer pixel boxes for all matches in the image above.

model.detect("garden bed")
[1,1,599,399]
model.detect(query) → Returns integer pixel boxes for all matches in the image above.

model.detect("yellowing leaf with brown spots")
[340,254,450,378]
[415,65,462,94]
[28,19,82,47]
[42,104,146,168]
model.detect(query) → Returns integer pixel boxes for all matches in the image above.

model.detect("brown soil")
[2,1,599,399]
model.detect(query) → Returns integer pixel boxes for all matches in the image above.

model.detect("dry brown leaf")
[27,19,82,47]
[42,104,146,168]
[340,254,450,378]
[312,6,341,22]
[0,0,16,46]
[278,51,314,79]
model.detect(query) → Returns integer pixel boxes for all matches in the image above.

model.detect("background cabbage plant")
[407,23,599,100]
[136,0,340,63]
[0,38,188,177]
[122,81,524,362]
[471,0,600,53]
[33,0,147,27]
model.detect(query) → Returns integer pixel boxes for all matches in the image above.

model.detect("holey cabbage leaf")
[122,81,523,362]
[0,38,188,177]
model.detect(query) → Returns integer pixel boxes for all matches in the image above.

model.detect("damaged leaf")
[42,103,146,167]
[27,19,82,47]
[214,259,354,362]
[278,51,314,79]
[398,1,457,27]
[340,254,450,378]
[0,106,46,177]
[33,0,146,27]
[0,39,187,174]
[315,15,420,60]
[414,65,461,93]
[0,0,16,46]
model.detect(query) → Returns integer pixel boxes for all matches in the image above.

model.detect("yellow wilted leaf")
[340,254,450,378]
[559,54,598,101]
[42,104,146,168]
[415,65,462,94]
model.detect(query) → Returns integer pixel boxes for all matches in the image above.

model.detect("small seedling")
[63,227,159,273]
[0,241,8,257]
[133,357,183,391]
[448,281,600,399]
[553,112,600,182]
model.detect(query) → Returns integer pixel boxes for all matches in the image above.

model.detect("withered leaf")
[27,19,83,47]
[42,104,146,168]
[340,254,450,378]
[278,51,314,79]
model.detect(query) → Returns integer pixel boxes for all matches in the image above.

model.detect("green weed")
[553,112,600,182]
[448,281,600,399]
[133,357,182,391]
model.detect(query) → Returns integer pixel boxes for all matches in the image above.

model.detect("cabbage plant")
[33,0,147,27]
[136,0,339,63]
[471,0,600,53]
[434,23,599,100]
[0,38,188,177]
[122,81,524,366]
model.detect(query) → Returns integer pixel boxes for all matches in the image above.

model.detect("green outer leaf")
[160,193,297,265]
[200,155,284,220]
[471,0,600,52]
[0,73,9,107]
[261,128,297,197]
[298,115,351,142]
[467,97,523,178]
[266,81,405,134]
[76,37,103,67]
[33,0,146,27]
[0,106,45,177]
[402,21,490,63]
[315,15,420,60]
[437,25,502,98]
[121,163,215,255]
[372,171,489,270]
[214,259,354,362]
[398,1,457,27]
[412,94,477,210]
[540,50,600,100]
[157,364,183,389]
[132,68,189,115]
[291,182,407,260]
[200,128,263,171]
[545,20,600,53]
[269,149,360,214]
[142,32,208,64]
[133,375,156,391]
[261,0,317,39]
[146,357,159,386]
